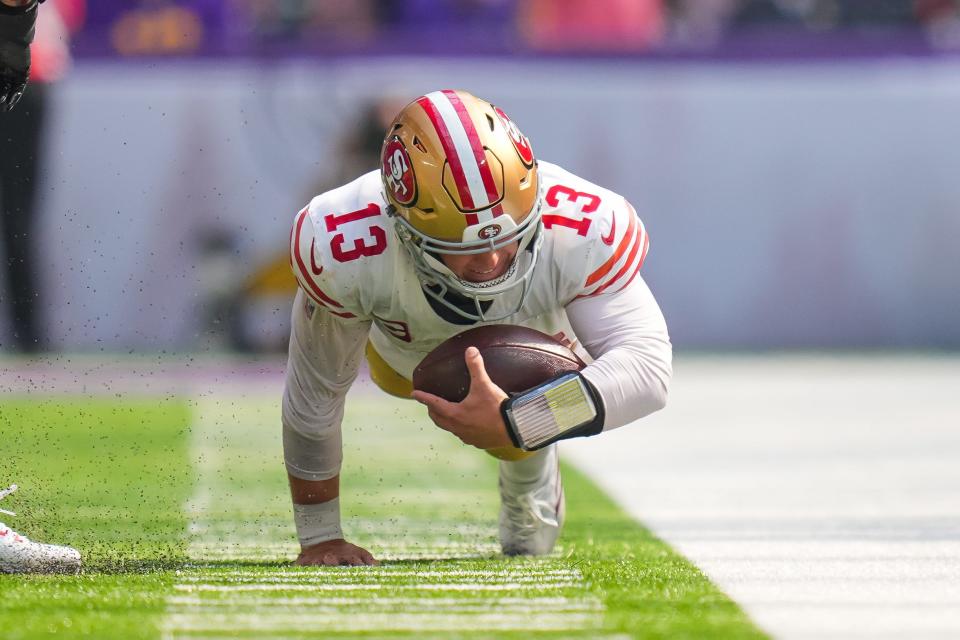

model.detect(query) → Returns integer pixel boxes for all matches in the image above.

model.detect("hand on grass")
[296,539,378,567]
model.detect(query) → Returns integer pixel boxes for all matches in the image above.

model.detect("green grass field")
[1,389,766,639]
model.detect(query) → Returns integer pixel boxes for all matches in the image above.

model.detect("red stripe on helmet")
[416,96,476,210]
[443,89,500,207]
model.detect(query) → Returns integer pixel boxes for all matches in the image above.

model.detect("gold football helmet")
[380,89,542,322]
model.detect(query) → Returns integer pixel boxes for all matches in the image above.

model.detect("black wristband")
[499,397,523,449]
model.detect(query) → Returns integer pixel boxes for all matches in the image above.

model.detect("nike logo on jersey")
[310,240,323,275]
[601,216,616,246]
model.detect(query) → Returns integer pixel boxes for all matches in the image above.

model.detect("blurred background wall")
[2,0,959,352]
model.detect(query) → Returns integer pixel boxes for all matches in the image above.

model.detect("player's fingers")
[426,407,445,428]
[414,390,458,417]
[428,410,471,443]
[410,389,436,404]
[427,408,457,432]
[321,552,339,566]
[361,551,379,566]
[464,347,493,387]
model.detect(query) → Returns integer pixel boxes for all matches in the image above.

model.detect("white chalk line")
[164,612,600,633]
[167,595,601,609]
[175,581,579,592]
[176,570,582,583]
[161,393,603,638]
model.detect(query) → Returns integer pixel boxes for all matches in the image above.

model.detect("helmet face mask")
[381,89,541,322]
[390,199,544,322]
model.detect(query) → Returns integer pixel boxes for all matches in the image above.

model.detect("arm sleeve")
[0,1,37,49]
[566,274,672,430]
[282,289,371,481]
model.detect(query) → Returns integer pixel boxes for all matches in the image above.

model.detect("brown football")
[412,325,586,402]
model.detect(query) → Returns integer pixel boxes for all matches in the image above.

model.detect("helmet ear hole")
[486,114,496,131]
[413,136,427,153]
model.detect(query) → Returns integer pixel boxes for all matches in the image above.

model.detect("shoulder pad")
[289,178,392,319]
[537,166,650,302]
[576,198,649,299]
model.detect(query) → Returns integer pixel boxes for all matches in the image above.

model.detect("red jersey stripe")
[614,231,650,293]
[592,224,646,296]
[291,209,356,318]
[585,210,637,287]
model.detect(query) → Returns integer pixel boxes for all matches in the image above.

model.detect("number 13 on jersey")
[542,185,601,237]
[324,203,388,263]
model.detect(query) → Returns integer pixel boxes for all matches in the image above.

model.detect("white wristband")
[293,498,343,548]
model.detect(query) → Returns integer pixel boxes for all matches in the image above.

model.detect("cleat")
[0,485,81,574]
[498,445,565,556]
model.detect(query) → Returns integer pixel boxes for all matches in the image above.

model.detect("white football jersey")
[289,161,649,380]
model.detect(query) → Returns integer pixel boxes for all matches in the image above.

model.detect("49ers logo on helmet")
[493,106,534,168]
[478,223,502,239]
[382,136,417,206]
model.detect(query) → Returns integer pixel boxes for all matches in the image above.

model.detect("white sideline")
[564,354,960,640]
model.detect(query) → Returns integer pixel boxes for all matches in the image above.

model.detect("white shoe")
[0,485,81,574]
[498,445,565,556]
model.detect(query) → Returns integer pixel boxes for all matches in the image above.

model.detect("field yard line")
[166,595,601,609]
[161,384,604,638]
[163,612,601,633]
[176,568,582,578]
[564,355,960,640]
[174,582,580,592]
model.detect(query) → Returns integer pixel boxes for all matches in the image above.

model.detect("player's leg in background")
[0,484,81,574]
[0,81,47,353]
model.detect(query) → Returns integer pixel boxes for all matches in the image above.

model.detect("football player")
[1,484,81,573]
[284,90,672,565]
[0,0,41,111]
[1,0,83,574]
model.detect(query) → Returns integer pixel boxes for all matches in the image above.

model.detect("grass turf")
[0,392,766,639]
[0,396,192,638]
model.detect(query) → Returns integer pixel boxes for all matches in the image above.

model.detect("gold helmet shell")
[381,89,540,251]
[380,90,544,322]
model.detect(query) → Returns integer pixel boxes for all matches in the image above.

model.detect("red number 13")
[324,203,387,263]
[543,185,601,236]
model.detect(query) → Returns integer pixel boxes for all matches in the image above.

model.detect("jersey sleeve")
[563,197,650,303]
[288,200,370,323]
[282,289,372,481]
[567,274,672,431]
[283,184,385,480]
[555,195,670,430]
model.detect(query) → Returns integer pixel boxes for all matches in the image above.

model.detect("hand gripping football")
[412,325,586,402]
